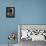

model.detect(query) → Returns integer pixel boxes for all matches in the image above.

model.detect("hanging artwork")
[6,7,15,18]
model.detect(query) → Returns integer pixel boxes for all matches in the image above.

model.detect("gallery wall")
[0,0,46,44]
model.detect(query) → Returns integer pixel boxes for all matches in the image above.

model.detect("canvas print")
[6,7,15,18]
[18,25,46,41]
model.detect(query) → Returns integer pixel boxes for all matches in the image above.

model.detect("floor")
[0,40,46,46]
[0,44,18,46]
[19,39,46,46]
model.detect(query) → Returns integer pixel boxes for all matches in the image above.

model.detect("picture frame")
[6,7,15,18]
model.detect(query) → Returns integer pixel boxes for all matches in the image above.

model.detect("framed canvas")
[18,24,46,41]
[6,7,15,18]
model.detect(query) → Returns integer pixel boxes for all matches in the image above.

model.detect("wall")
[0,0,46,44]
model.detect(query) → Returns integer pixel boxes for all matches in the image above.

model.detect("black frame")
[6,7,15,18]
